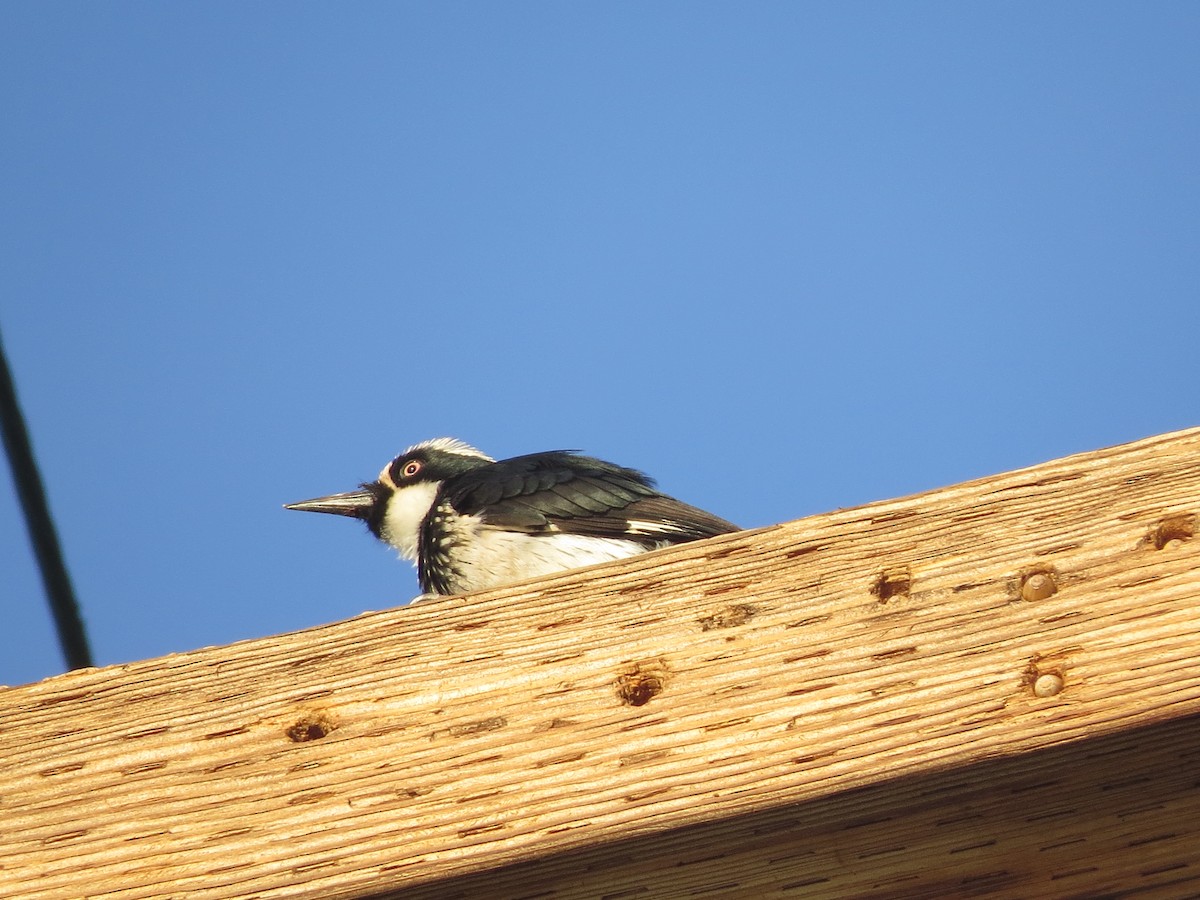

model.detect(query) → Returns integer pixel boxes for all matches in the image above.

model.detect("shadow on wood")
[376,713,1200,899]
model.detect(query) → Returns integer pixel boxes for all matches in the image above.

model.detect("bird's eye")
[401,460,421,478]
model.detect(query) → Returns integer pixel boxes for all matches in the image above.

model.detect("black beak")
[284,487,377,519]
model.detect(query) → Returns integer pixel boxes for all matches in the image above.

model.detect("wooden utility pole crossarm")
[3,430,1200,899]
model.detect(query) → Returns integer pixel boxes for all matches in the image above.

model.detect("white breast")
[442,524,649,594]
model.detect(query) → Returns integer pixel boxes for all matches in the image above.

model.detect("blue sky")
[2,3,1197,686]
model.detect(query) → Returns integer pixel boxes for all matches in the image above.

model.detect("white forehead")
[378,437,494,484]
[405,437,493,460]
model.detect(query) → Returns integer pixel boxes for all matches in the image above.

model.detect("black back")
[416,450,739,594]
[442,450,737,539]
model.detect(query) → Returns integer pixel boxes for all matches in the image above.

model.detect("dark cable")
[0,326,93,670]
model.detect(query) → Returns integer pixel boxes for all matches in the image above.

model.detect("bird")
[285,438,739,597]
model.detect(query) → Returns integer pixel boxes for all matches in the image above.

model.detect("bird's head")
[285,438,493,559]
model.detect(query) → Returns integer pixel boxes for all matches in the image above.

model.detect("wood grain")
[2,428,1199,899]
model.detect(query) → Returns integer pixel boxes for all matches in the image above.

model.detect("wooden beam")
[2,428,1199,899]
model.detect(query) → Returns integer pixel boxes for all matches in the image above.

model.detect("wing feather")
[442,451,738,543]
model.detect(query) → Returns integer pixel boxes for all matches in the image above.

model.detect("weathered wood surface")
[2,428,1199,899]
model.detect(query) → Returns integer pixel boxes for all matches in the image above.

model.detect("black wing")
[441,451,739,543]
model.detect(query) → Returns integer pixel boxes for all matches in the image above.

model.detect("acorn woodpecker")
[285,438,739,596]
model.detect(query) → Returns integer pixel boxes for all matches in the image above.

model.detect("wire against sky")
[0,325,93,670]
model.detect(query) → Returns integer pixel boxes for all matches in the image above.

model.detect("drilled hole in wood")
[285,713,338,743]
[872,567,911,603]
[1033,673,1064,697]
[1024,654,1068,698]
[1151,514,1195,550]
[1020,568,1058,602]
[616,664,667,707]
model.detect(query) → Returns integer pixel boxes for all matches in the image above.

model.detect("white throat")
[379,482,442,561]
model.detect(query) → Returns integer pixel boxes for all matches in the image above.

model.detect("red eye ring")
[402,460,421,478]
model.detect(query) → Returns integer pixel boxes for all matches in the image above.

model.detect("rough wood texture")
[2,428,1199,900]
